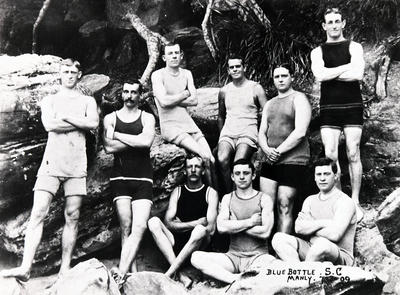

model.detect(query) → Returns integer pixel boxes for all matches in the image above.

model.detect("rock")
[65,0,104,28]
[46,258,120,295]
[226,262,385,295]
[376,188,400,256]
[77,74,111,96]
[0,277,28,295]
[123,271,188,295]
[113,32,136,68]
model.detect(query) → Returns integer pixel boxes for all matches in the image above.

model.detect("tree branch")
[32,0,53,54]
[202,0,217,59]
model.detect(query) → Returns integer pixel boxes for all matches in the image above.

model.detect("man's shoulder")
[151,68,164,79]
[141,110,155,120]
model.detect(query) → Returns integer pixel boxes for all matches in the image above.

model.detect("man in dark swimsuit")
[103,80,156,281]
[311,7,365,222]
[191,159,276,284]
[148,154,218,287]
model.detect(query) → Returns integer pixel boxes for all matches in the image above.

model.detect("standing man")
[103,81,156,280]
[272,157,356,266]
[191,159,275,284]
[258,64,312,234]
[311,7,365,222]
[151,43,215,187]
[0,59,99,281]
[217,56,267,194]
[147,154,218,287]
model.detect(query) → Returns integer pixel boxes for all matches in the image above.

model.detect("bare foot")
[0,267,30,282]
[178,273,193,289]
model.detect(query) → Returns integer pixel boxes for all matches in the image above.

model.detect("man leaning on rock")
[0,58,99,281]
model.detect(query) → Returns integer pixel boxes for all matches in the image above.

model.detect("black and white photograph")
[0,0,399,294]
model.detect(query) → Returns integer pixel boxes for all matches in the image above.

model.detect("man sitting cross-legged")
[191,159,276,284]
[272,157,356,266]
[147,154,219,287]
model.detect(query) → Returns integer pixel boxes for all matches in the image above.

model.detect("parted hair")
[313,157,338,174]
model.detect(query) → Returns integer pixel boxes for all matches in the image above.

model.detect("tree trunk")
[32,0,53,54]
[202,0,217,59]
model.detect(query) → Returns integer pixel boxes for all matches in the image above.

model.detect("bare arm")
[165,187,207,233]
[217,88,226,132]
[113,112,156,148]
[61,96,99,130]
[245,193,274,239]
[205,187,219,235]
[315,197,356,242]
[40,96,76,133]
[102,113,129,154]
[295,197,329,235]
[311,47,351,82]
[276,93,311,154]
[151,70,191,108]
[217,194,259,234]
[254,83,267,110]
[337,42,364,81]
[258,101,280,163]
[178,70,198,107]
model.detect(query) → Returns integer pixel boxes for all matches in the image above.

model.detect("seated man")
[272,157,356,266]
[147,154,218,286]
[191,159,275,284]
[151,43,215,186]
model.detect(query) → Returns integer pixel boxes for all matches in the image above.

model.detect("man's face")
[60,65,81,89]
[314,165,337,193]
[163,44,182,68]
[273,67,292,93]
[185,157,204,183]
[231,164,255,190]
[122,83,141,107]
[323,12,345,40]
[228,59,244,80]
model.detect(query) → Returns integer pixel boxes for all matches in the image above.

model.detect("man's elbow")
[324,231,341,242]
[216,222,228,234]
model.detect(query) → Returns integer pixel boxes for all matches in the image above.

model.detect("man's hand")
[264,147,280,163]
[250,213,262,226]
[183,89,191,98]
[196,217,208,226]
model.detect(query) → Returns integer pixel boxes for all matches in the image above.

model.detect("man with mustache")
[103,80,156,283]
[147,154,218,287]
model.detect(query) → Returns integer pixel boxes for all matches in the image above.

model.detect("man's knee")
[148,217,162,233]
[191,251,206,269]
[217,148,231,168]
[131,220,148,236]
[308,238,333,260]
[271,232,293,251]
[64,207,80,224]
[190,225,207,242]
[324,146,338,161]
[346,145,360,163]
[277,193,295,215]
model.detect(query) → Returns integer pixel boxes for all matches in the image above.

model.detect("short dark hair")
[232,158,255,173]
[313,157,338,174]
[273,62,294,75]
[186,153,204,168]
[324,7,344,21]
[228,54,243,64]
[124,79,143,94]
[163,42,181,54]
[60,58,81,71]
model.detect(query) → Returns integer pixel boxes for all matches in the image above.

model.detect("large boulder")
[0,277,28,295]
[226,262,385,295]
[46,258,120,295]
[123,271,188,295]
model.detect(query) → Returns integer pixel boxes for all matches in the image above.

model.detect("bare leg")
[305,237,340,263]
[191,251,238,284]
[271,232,301,262]
[148,217,176,265]
[344,127,364,222]
[217,141,234,194]
[321,127,342,189]
[118,200,152,275]
[0,190,53,281]
[166,225,208,277]
[115,197,132,246]
[248,253,277,270]
[259,177,278,206]
[59,195,82,276]
[276,186,297,234]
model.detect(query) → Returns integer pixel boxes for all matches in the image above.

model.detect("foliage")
[208,0,399,90]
